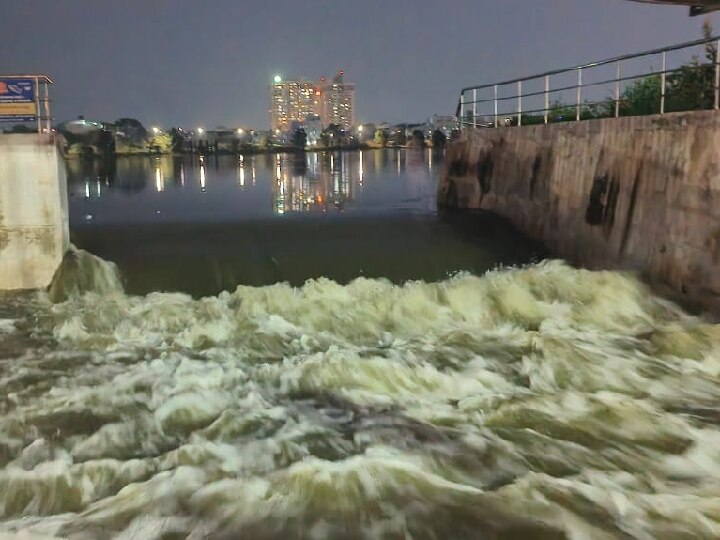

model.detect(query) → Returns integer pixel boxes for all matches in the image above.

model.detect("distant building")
[269,77,320,132]
[268,71,357,131]
[318,71,355,130]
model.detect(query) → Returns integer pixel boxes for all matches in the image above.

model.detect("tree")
[373,129,387,146]
[292,128,307,149]
[607,19,716,116]
[411,129,426,147]
[666,20,716,112]
[620,75,662,116]
[148,132,172,154]
[319,124,342,148]
[432,129,447,148]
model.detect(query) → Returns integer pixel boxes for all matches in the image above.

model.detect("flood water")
[1,149,720,539]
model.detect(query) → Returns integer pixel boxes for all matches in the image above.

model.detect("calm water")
[1,150,720,539]
[64,150,544,296]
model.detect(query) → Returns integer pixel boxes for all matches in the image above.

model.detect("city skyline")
[1,0,718,128]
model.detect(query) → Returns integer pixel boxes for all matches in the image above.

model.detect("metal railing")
[456,35,720,128]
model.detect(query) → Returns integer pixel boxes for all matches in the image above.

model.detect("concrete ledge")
[0,134,69,290]
[439,110,720,313]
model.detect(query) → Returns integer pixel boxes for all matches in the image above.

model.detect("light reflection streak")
[155,164,164,192]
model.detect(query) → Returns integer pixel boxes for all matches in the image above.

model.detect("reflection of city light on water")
[155,165,164,192]
[180,165,185,187]
[237,155,245,187]
[96,180,101,197]
[200,164,206,192]
[276,177,286,215]
[84,181,90,198]
[359,151,364,186]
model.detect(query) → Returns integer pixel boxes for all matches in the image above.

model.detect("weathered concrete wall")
[439,110,720,312]
[0,134,69,290]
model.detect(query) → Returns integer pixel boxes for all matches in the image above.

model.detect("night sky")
[2,0,716,129]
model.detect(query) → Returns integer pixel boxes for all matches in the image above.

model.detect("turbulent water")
[1,251,720,539]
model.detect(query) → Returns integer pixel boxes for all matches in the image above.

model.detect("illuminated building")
[269,76,320,132]
[269,71,357,131]
[318,70,355,130]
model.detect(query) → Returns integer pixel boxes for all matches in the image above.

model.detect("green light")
[273,75,282,83]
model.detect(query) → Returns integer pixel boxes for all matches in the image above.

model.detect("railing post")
[615,60,621,118]
[715,39,720,110]
[472,88,477,128]
[35,76,41,134]
[494,84,498,127]
[459,92,464,127]
[576,67,582,121]
[544,75,549,124]
[661,51,666,114]
[517,81,522,126]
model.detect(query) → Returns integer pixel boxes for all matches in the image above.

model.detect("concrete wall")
[0,134,69,290]
[439,110,720,312]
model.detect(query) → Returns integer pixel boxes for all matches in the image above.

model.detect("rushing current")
[1,150,720,539]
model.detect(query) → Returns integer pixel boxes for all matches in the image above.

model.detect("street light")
[197,127,204,135]
[237,128,244,134]
[152,126,160,134]
[273,75,282,84]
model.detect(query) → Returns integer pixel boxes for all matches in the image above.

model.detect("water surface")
[65,150,543,296]
[0,150,719,539]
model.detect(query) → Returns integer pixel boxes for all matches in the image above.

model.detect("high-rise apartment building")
[269,77,320,132]
[269,71,356,132]
[318,71,355,130]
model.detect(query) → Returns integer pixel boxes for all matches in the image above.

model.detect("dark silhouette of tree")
[292,128,307,149]
[319,124,342,147]
[432,129,447,148]
[114,118,148,141]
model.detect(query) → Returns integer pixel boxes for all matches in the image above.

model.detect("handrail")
[455,35,720,127]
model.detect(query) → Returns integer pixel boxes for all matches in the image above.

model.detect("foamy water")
[1,252,720,539]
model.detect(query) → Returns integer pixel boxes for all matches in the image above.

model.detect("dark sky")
[2,0,716,129]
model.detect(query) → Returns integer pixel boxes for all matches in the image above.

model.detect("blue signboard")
[0,78,37,122]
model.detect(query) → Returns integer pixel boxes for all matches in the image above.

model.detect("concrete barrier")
[0,134,69,290]
[439,110,720,313]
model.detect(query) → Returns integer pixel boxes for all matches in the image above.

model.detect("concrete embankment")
[439,110,720,313]
[0,134,69,290]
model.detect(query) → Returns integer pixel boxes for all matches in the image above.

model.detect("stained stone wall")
[439,110,720,312]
